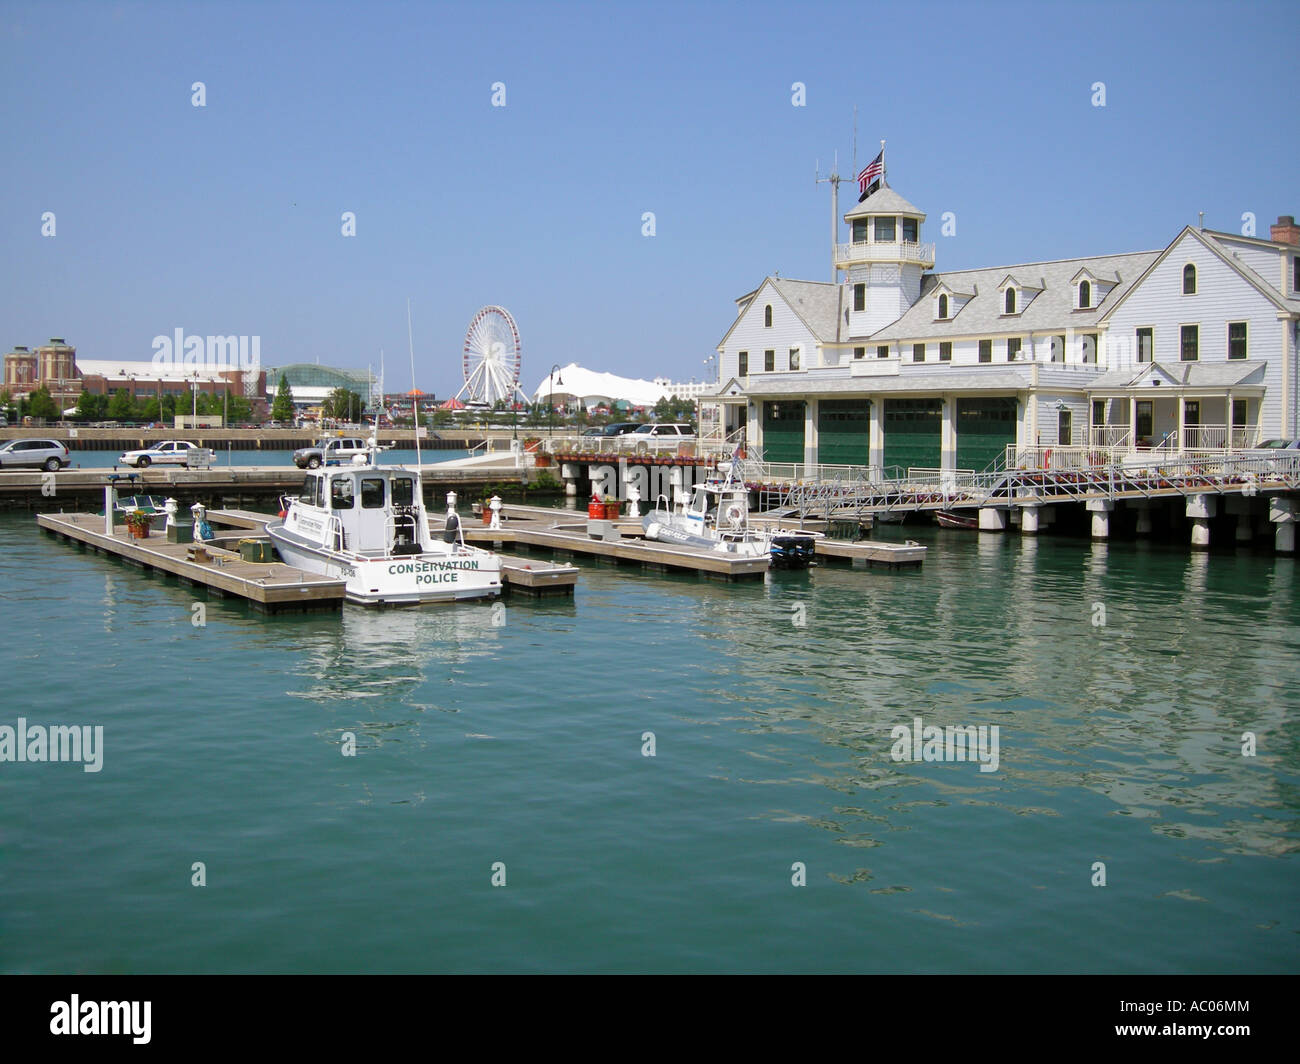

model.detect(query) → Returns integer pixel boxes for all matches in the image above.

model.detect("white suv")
[294,437,369,469]
[629,423,695,442]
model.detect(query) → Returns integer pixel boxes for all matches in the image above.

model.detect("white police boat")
[266,441,501,606]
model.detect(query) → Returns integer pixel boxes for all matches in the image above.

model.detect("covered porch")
[1085,362,1265,453]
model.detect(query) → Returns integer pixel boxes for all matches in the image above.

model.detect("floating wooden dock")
[469,501,925,573]
[206,509,580,597]
[37,511,345,612]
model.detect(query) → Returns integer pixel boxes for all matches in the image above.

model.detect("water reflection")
[675,537,1300,860]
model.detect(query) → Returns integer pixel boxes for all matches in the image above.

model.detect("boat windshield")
[392,476,416,507]
[300,475,324,508]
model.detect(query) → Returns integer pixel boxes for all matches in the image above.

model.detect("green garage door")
[883,399,942,474]
[817,399,871,466]
[762,400,806,463]
[956,397,1017,471]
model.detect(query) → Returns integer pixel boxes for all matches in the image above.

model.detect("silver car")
[0,438,71,471]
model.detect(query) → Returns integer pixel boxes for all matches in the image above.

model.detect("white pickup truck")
[118,440,216,469]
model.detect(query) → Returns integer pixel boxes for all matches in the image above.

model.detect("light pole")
[548,364,563,437]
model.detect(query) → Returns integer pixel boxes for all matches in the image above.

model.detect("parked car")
[1249,438,1300,450]
[581,422,641,438]
[0,414,8,427]
[293,437,369,469]
[0,438,71,471]
[627,423,696,443]
[118,440,215,469]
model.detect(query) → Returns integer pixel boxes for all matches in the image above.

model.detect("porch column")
[1177,394,1186,452]
[1087,498,1113,539]
[1129,396,1137,451]
[941,397,957,472]
[1187,494,1215,550]
[1270,498,1296,554]
[1225,390,1234,449]
[804,398,818,467]
[869,400,884,474]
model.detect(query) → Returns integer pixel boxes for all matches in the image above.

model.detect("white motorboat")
[266,442,501,606]
[641,463,818,569]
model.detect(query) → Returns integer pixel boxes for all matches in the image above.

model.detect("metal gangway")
[740,447,1300,523]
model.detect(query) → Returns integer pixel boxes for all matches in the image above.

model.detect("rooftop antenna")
[407,297,422,469]
[815,150,841,283]
[1198,211,1205,230]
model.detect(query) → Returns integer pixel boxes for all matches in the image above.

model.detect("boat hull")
[935,510,978,530]
[267,523,501,606]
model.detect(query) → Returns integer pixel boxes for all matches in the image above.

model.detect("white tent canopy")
[531,363,672,408]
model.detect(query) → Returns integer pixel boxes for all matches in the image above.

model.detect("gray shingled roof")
[843,184,925,221]
[735,370,1032,396]
[769,277,843,343]
[1088,360,1266,390]
[867,250,1161,343]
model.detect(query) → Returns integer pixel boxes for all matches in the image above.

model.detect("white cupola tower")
[836,185,933,335]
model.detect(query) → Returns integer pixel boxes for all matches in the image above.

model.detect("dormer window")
[764,304,773,327]
[1004,288,1016,314]
[937,293,949,319]
[874,216,895,242]
[1182,263,1197,295]
[1078,280,1091,308]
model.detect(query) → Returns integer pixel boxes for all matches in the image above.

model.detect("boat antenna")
[407,297,421,469]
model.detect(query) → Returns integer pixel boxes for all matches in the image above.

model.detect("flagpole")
[880,139,886,185]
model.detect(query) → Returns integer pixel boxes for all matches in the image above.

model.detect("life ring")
[1043,448,1052,467]
[724,503,745,528]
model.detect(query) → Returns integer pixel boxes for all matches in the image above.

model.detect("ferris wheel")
[455,305,525,407]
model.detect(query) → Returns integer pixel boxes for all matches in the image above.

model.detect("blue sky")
[2,0,1295,398]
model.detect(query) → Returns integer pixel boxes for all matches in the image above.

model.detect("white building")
[707,184,1300,472]
[533,363,703,409]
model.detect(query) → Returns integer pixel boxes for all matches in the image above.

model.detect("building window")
[1078,280,1091,308]
[978,339,992,363]
[764,349,775,372]
[902,217,918,243]
[854,346,866,359]
[789,347,801,371]
[1082,334,1097,364]
[1182,263,1196,295]
[937,293,949,319]
[852,218,868,243]
[1228,321,1247,360]
[764,304,773,327]
[912,343,925,363]
[877,345,890,359]
[1004,288,1016,314]
[1007,337,1022,360]
[1136,327,1153,363]
[738,351,748,376]
[1092,400,1106,427]
[874,216,895,242]
[939,341,952,362]
[1180,324,1199,361]
[1293,257,1300,293]
[1051,334,1065,362]
[1232,399,1247,428]
[853,284,865,311]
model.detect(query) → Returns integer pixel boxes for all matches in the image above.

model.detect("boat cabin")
[293,466,430,556]
[681,481,750,536]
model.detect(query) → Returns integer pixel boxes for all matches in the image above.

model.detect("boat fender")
[443,512,460,544]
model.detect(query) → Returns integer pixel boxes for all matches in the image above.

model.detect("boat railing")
[387,506,423,555]
[323,514,348,554]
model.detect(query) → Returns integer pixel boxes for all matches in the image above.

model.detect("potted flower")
[124,509,152,539]
[604,493,619,520]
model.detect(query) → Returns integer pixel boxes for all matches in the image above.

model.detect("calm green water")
[0,513,1296,973]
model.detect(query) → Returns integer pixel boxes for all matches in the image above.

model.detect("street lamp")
[548,364,563,436]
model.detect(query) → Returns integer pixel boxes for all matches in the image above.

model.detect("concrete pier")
[1086,499,1113,540]
[1271,498,1296,554]
[978,507,1007,532]
[1186,494,1216,551]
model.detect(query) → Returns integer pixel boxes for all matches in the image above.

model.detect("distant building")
[533,364,706,411]
[267,363,379,414]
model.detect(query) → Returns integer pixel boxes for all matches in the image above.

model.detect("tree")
[271,374,295,423]
[108,388,136,421]
[225,391,252,424]
[27,385,59,420]
[323,387,363,423]
[75,390,99,419]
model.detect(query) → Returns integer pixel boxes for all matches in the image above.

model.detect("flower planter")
[588,500,606,520]
[604,501,620,520]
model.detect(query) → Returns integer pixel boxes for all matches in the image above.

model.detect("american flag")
[857,150,884,197]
